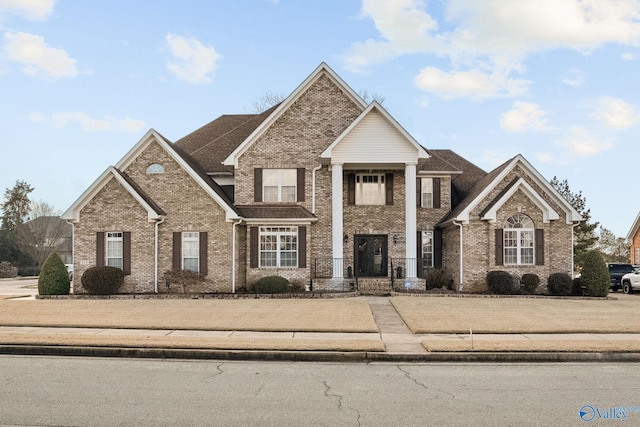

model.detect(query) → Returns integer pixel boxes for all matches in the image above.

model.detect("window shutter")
[535,229,544,266]
[347,174,355,205]
[433,178,441,209]
[416,178,422,207]
[416,231,423,278]
[298,226,306,268]
[96,232,105,267]
[254,168,262,202]
[172,232,181,271]
[434,228,443,268]
[122,232,131,275]
[250,227,259,268]
[297,168,305,202]
[199,232,208,275]
[495,229,504,266]
[385,173,393,205]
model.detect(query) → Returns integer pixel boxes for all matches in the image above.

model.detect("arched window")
[146,164,165,174]
[503,213,534,265]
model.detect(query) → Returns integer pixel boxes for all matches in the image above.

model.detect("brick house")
[62,63,582,294]
[626,212,640,265]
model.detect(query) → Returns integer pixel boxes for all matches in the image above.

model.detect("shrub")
[581,250,610,297]
[164,269,205,290]
[81,266,125,295]
[288,280,306,293]
[547,272,572,296]
[38,253,70,295]
[252,276,290,294]
[0,261,18,278]
[18,266,40,277]
[520,273,540,295]
[571,277,583,296]
[425,268,454,290]
[486,270,515,295]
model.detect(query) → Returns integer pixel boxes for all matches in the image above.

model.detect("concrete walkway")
[366,296,426,353]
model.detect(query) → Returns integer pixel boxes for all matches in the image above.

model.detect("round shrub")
[0,261,18,278]
[425,268,454,290]
[520,273,540,295]
[486,270,515,295]
[81,266,125,295]
[547,272,572,296]
[252,276,290,294]
[38,253,70,295]
[581,250,609,297]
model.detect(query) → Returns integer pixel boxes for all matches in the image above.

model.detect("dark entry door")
[354,235,387,277]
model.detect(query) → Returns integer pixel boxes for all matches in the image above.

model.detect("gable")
[626,212,640,244]
[481,178,560,223]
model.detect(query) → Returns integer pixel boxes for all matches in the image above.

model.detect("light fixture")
[393,234,398,244]
[344,234,348,243]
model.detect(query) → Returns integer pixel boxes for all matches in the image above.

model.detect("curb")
[3,345,640,363]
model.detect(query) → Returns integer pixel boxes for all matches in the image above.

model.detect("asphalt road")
[0,277,38,299]
[1,357,639,426]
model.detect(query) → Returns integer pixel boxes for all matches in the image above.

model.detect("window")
[421,230,434,268]
[259,226,298,268]
[421,178,433,208]
[356,174,385,205]
[636,248,640,265]
[106,232,123,269]
[146,164,165,174]
[503,214,534,265]
[182,232,200,272]
[263,169,296,202]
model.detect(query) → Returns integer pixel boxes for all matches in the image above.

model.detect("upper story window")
[503,214,534,265]
[263,169,296,202]
[146,164,165,174]
[356,174,385,205]
[106,232,123,269]
[418,177,441,208]
[421,178,433,208]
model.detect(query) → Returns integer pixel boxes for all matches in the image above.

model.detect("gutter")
[231,219,244,294]
[453,220,463,291]
[154,217,166,293]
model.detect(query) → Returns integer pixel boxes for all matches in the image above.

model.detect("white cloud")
[481,149,511,167]
[0,0,55,21]
[3,31,77,80]
[622,52,638,60]
[29,111,145,133]
[500,101,550,132]
[535,152,554,163]
[557,126,613,157]
[165,33,222,84]
[589,96,639,129]
[561,68,584,86]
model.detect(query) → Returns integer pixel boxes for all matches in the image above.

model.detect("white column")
[331,163,344,278]
[405,163,417,277]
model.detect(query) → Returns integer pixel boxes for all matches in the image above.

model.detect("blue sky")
[1,0,639,237]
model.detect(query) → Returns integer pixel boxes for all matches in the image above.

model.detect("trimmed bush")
[164,269,205,290]
[0,261,18,278]
[547,272,572,296]
[252,276,290,294]
[581,250,609,297]
[571,277,583,296]
[486,270,515,295]
[425,268,454,290]
[38,253,70,295]
[521,273,540,295]
[81,266,125,295]
[18,266,40,277]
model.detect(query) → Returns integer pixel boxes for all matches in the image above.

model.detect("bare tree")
[15,201,71,267]
[358,90,386,106]
[250,91,286,113]
[596,225,630,263]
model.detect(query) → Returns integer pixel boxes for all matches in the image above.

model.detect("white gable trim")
[61,167,163,223]
[115,129,240,221]
[625,212,640,244]
[320,102,429,163]
[223,62,367,168]
[481,178,560,223]
[454,155,582,224]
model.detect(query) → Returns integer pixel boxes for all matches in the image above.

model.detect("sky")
[1,0,639,238]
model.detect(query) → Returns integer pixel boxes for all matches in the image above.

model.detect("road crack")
[397,365,455,399]
[323,381,362,426]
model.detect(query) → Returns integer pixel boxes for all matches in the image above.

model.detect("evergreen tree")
[0,180,34,265]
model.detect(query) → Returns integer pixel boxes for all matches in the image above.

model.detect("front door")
[354,235,387,277]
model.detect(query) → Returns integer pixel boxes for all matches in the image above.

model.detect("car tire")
[623,282,633,294]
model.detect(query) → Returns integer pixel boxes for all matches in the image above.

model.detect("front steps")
[357,278,393,295]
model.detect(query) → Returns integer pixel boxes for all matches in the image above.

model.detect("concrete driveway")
[0,278,38,300]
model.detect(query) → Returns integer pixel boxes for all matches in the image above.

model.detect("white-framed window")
[421,178,433,208]
[504,214,534,265]
[182,232,200,272]
[106,232,123,269]
[635,248,639,265]
[146,163,165,174]
[421,230,434,268]
[356,174,385,205]
[263,169,296,202]
[259,226,298,268]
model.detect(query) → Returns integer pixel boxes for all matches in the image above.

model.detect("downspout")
[311,164,322,215]
[154,217,166,293]
[571,222,580,278]
[453,220,463,291]
[232,219,241,294]
[65,220,75,292]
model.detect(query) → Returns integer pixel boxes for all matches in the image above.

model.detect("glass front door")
[354,235,387,277]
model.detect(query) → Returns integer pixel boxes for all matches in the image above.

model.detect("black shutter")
[298,226,306,268]
[495,229,504,266]
[416,178,422,207]
[385,173,393,205]
[250,227,259,268]
[416,230,423,278]
[297,168,305,202]
[535,229,544,266]
[172,232,181,271]
[434,228,443,268]
[347,174,355,205]
[122,232,131,275]
[433,178,441,209]
[254,168,262,202]
[199,232,208,275]
[96,232,105,267]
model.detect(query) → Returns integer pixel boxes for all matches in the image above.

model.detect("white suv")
[621,267,640,294]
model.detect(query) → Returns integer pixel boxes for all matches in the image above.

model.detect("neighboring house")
[20,216,72,266]
[62,63,582,294]
[626,212,640,265]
